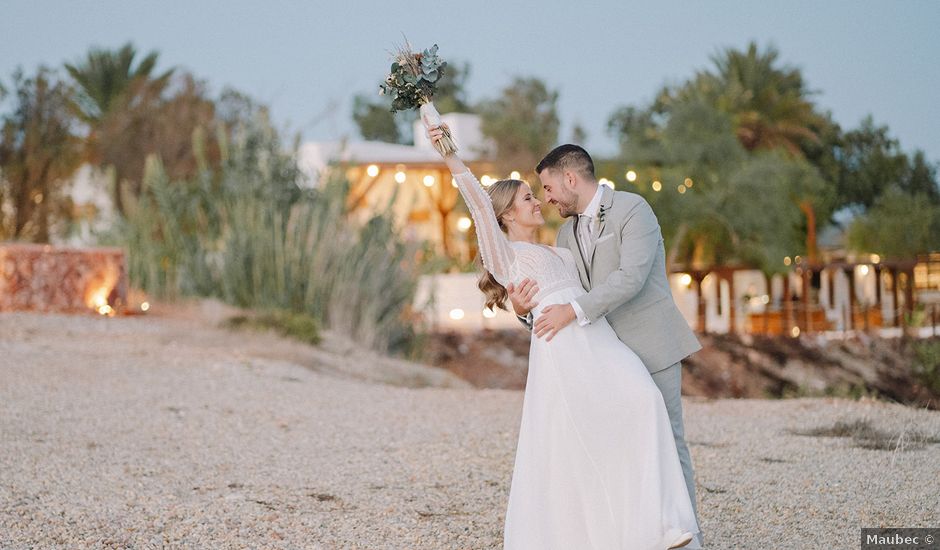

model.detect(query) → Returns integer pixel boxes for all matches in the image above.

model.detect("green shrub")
[911,337,940,395]
[99,112,430,353]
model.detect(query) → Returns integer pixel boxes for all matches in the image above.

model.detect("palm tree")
[65,42,174,214]
[65,42,173,124]
[709,42,822,156]
[671,42,822,157]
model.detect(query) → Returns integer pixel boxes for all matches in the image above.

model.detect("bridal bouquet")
[379,41,458,155]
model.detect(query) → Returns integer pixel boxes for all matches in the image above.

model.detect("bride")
[426,124,701,549]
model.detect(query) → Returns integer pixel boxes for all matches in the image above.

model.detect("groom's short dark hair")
[535,144,595,180]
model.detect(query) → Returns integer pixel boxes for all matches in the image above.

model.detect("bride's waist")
[531,282,585,315]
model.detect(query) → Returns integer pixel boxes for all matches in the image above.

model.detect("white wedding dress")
[451,169,701,550]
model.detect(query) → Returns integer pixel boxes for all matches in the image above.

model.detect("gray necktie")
[578,214,594,255]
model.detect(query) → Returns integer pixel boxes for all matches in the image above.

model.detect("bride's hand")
[507,278,539,317]
[428,124,453,156]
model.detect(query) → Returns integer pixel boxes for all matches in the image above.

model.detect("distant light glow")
[790,326,801,338]
[449,308,465,320]
[366,164,379,177]
[599,178,614,188]
[482,307,497,319]
[626,170,637,182]
[784,256,792,266]
[652,181,662,192]
[423,175,435,187]
[510,171,521,180]
[684,177,693,188]
[677,185,687,194]
[457,217,472,232]
[678,273,692,287]
[140,301,150,311]
[859,265,870,276]
[481,175,494,187]
[394,171,406,184]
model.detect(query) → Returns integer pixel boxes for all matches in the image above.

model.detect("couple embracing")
[427,121,704,549]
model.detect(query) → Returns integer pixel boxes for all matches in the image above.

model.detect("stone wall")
[0,243,127,314]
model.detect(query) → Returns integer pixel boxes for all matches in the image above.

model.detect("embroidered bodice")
[452,170,584,302]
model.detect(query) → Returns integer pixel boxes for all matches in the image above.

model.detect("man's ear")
[563,170,577,190]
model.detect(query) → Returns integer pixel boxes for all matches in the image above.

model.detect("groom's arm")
[571,198,660,324]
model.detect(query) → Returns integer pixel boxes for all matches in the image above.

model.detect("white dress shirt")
[570,185,605,326]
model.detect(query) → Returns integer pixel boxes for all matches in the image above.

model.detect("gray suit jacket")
[523,185,701,374]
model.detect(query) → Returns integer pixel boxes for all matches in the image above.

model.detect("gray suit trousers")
[650,361,704,547]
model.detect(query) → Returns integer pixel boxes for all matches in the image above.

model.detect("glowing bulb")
[784,256,792,266]
[859,265,870,276]
[790,326,800,338]
[423,175,435,187]
[481,175,493,186]
[140,301,150,312]
[679,273,692,287]
[510,171,521,180]
[870,254,881,264]
[626,170,637,182]
[483,307,497,319]
[394,171,406,184]
[677,185,686,194]
[652,181,662,192]
[366,164,379,177]
[449,308,465,320]
[684,177,693,188]
[457,217,472,232]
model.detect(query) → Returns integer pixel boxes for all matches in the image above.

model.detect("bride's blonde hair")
[477,179,524,311]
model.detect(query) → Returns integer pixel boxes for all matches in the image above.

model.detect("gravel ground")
[1,305,938,549]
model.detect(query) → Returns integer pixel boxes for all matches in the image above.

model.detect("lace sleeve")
[452,170,515,286]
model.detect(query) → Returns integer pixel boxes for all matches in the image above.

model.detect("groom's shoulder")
[610,190,660,225]
[611,189,650,210]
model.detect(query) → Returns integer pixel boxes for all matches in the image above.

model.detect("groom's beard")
[553,196,579,218]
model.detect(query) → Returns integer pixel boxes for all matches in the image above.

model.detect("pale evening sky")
[3,0,939,162]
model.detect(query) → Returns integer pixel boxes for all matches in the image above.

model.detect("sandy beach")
[1,304,938,549]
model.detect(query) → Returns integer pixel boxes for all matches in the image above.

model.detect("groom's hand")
[507,278,539,317]
[534,304,576,341]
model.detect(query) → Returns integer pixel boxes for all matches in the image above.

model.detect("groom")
[510,144,704,545]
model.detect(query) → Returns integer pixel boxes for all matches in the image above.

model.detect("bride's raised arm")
[430,127,515,287]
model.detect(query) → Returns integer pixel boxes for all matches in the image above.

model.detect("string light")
[652,181,662,192]
[394,171,406,184]
[366,165,379,177]
[626,170,637,182]
[510,171,521,180]
[457,217,472,232]
[423,175,435,187]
